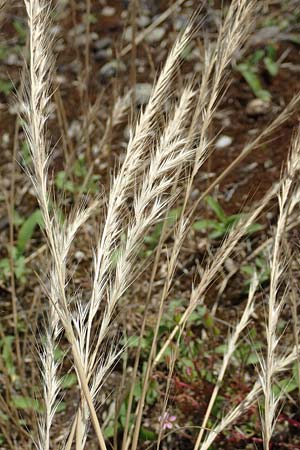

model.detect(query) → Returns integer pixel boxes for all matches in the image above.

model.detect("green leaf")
[237,63,271,102]
[14,256,27,281]
[0,258,10,280]
[224,214,241,227]
[83,13,97,24]
[193,218,218,231]
[264,56,279,77]
[56,401,66,412]
[11,395,42,412]
[208,224,227,239]
[21,141,31,166]
[215,344,228,355]
[55,171,75,193]
[203,312,214,329]
[54,346,65,361]
[61,373,77,389]
[73,156,88,178]
[167,207,182,224]
[126,335,148,349]
[241,265,255,276]
[206,196,226,222]
[249,49,265,65]
[245,352,260,365]
[144,223,163,249]
[17,209,44,254]
[0,80,13,96]
[140,427,156,441]
[104,425,115,438]
[1,336,17,381]
[273,377,298,397]
[13,210,24,226]
[0,46,8,60]
[13,20,27,42]
[292,362,300,387]
[246,223,263,234]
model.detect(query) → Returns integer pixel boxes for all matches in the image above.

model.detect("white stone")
[101,6,115,17]
[215,135,233,149]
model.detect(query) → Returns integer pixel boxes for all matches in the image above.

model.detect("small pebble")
[5,53,20,66]
[134,83,152,106]
[99,60,126,78]
[94,49,111,61]
[137,15,151,28]
[101,6,116,16]
[246,98,270,116]
[2,133,10,146]
[69,23,85,37]
[93,37,112,50]
[264,159,273,169]
[145,27,166,44]
[242,162,258,173]
[123,27,133,42]
[75,251,85,262]
[74,32,98,47]
[215,135,233,149]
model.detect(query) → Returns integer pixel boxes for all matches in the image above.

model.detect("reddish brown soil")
[1,1,300,449]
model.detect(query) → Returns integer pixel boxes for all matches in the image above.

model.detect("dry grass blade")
[259,129,300,450]
[193,273,258,450]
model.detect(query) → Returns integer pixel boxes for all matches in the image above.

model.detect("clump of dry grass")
[15,0,300,449]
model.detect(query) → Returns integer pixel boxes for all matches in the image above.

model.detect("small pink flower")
[159,412,177,430]
[186,366,192,377]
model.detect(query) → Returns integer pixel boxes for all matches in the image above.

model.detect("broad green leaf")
[246,223,263,234]
[55,171,75,193]
[193,218,218,231]
[0,258,10,279]
[11,395,42,412]
[0,46,8,60]
[203,312,214,329]
[224,214,241,226]
[245,352,260,365]
[83,13,97,24]
[264,56,279,77]
[208,224,227,239]
[56,401,66,412]
[61,373,77,389]
[206,196,226,222]
[167,207,182,224]
[0,80,13,96]
[215,344,228,354]
[13,20,27,42]
[241,265,255,276]
[237,63,271,102]
[17,209,44,254]
[273,377,298,397]
[14,255,26,282]
[249,49,265,65]
[104,425,115,438]
[21,141,31,166]
[140,427,156,441]
[1,336,16,381]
